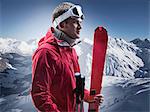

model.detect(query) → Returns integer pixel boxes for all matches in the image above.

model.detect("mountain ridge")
[0,37,149,78]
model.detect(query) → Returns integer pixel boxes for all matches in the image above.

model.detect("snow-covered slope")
[0,37,149,112]
[78,37,145,78]
[106,37,144,78]
[84,76,150,112]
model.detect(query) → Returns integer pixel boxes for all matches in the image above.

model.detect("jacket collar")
[38,27,81,47]
[53,28,76,47]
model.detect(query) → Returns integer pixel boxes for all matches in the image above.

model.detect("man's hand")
[84,90,104,106]
[94,94,104,106]
[86,94,104,106]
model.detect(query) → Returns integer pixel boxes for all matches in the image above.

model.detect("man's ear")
[59,22,65,29]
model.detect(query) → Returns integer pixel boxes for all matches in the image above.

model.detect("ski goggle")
[53,5,84,28]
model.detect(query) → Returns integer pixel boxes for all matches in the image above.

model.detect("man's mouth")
[77,31,80,34]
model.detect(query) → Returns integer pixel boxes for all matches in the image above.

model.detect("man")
[31,2,103,112]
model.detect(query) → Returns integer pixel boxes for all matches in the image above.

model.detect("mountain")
[78,37,147,78]
[131,38,150,78]
[0,38,36,56]
[131,38,150,49]
[0,37,149,112]
[0,38,36,112]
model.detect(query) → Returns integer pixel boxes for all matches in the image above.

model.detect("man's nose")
[77,22,82,30]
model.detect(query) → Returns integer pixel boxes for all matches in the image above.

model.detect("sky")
[0,0,149,41]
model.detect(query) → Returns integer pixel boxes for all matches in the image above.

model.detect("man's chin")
[75,34,80,39]
[71,35,80,39]
[75,36,80,39]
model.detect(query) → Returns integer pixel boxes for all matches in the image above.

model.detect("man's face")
[61,17,82,39]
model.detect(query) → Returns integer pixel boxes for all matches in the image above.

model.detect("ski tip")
[95,26,107,32]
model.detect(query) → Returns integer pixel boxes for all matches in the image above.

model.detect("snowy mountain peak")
[131,38,150,49]
[0,38,38,56]
[106,37,144,78]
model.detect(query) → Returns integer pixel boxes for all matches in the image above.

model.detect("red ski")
[88,27,108,112]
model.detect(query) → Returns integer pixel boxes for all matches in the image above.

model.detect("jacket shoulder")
[32,43,60,61]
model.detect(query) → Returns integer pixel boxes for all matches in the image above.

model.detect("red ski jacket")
[31,28,89,112]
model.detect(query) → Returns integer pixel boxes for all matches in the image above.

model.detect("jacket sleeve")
[84,89,90,102]
[31,49,60,112]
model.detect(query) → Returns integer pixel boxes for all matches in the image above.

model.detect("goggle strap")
[53,11,71,28]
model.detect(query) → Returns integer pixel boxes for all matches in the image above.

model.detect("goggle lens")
[72,6,84,20]
[72,7,79,16]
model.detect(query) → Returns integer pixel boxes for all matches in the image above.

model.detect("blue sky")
[0,0,149,41]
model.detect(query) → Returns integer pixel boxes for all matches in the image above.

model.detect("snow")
[0,98,6,104]
[102,76,129,87]
[135,88,150,95]
[84,76,150,112]
[106,37,144,78]
[0,38,38,56]
[21,81,30,88]
[11,109,22,112]
[76,37,145,78]
[17,41,33,55]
